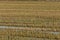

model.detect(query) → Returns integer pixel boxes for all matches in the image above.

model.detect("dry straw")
[0,1,60,40]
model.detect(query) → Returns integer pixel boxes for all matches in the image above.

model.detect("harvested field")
[0,1,60,40]
[0,27,60,40]
[0,1,60,28]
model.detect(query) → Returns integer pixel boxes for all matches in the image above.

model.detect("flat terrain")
[0,1,60,28]
[0,1,60,40]
[0,27,60,40]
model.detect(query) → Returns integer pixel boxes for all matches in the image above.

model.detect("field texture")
[0,1,60,40]
[0,1,60,27]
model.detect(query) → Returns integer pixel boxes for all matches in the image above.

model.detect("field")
[0,1,60,40]
[0,28,60,40]
[0,1,60,28]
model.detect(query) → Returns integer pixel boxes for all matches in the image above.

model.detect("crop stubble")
[0,1,60,40]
